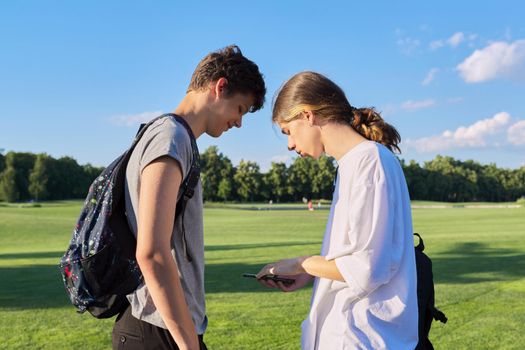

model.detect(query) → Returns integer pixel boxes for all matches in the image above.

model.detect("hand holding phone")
[242,273,295,286]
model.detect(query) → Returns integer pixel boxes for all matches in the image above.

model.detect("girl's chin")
[311,152,324,160]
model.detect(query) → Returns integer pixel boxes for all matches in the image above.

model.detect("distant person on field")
[257,71,417,349]
[113,45,265,350]
[307,199,314,211]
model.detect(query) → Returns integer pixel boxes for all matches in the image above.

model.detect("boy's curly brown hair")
[187,45,266,112]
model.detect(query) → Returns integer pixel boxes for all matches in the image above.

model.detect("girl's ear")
[211,77,228,99]
[303,110,316,127]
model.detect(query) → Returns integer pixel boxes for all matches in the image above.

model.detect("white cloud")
[508,120,525,145]
[405,112,512,152]
[419,24,431,32]
[270,154,291,164]
[453,112,510,144]
[447,97,464,104]
[401,99,436,111]
[430,31,477,50]
[382,97,462,116]
[429,40,444,50]
[447,32,465,47]
[379,103,398,117]
[504,27,512,41]
[109,110,164,127]
[397,37,420,55]
[456,39,525,83]
[395,29,420,55]
[422,68,439,85]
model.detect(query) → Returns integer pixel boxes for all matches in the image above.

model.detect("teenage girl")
[257,71,418,349]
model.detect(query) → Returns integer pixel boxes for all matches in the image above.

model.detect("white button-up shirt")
[301,141,418,350]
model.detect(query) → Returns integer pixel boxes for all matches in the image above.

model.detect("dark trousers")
[112,304,207,350]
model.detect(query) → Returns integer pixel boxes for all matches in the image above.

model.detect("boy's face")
[206,80,254,137]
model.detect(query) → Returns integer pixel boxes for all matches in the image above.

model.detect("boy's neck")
[174,91,208,139]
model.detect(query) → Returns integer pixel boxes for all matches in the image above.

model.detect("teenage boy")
[112,45,266,350]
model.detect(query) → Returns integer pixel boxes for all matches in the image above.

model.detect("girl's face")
[279,116,324,159]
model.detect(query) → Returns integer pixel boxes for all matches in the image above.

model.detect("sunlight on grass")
[0,202,524,349]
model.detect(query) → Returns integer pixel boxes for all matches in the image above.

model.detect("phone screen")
[242,273,295,285]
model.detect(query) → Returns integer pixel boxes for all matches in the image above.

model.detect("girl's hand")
[256,257,312,291]
[275,273,313,292]
[256,256,309,277]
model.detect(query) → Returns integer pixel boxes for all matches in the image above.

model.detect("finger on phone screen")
[264,278,279,288]
[257,277,277,289]
[276,281,284,291]
[276,281,293,292]
[280,281,296,292]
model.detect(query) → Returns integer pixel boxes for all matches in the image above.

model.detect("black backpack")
[414,233,448,350]
[59,113,200,318]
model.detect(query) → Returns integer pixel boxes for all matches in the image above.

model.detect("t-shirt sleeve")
[326,162,404,300]
[138,119,192,179]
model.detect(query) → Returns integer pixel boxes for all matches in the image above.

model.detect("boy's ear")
[211,78,228,99]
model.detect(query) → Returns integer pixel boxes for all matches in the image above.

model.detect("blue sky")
[1,1,524,170]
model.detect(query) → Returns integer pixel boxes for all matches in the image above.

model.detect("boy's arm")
[136,156,199,350]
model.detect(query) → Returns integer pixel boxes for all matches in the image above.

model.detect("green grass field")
[0,201,524,349]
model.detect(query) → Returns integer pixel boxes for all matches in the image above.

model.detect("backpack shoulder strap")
[146,113,200,262]
[431,306,448,323]
[414,232,425,252]
[135,113,200,197]
[134,114,174,145]
[167,114,201,201]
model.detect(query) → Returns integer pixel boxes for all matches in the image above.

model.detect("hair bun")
[352,108,401,153]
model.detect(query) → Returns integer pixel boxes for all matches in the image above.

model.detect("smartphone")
[242,273,295,285]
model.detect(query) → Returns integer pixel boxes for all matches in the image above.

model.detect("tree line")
[0,152,103,202]
[0,147,524,203]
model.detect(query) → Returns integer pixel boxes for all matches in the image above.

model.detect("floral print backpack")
[59,114,200,318]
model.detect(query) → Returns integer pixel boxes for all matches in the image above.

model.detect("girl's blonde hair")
[272,71,401,153]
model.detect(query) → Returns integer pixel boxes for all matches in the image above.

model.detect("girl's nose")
[287,136,295,151]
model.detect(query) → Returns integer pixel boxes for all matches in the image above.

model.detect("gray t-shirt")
[124,115,207,334]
